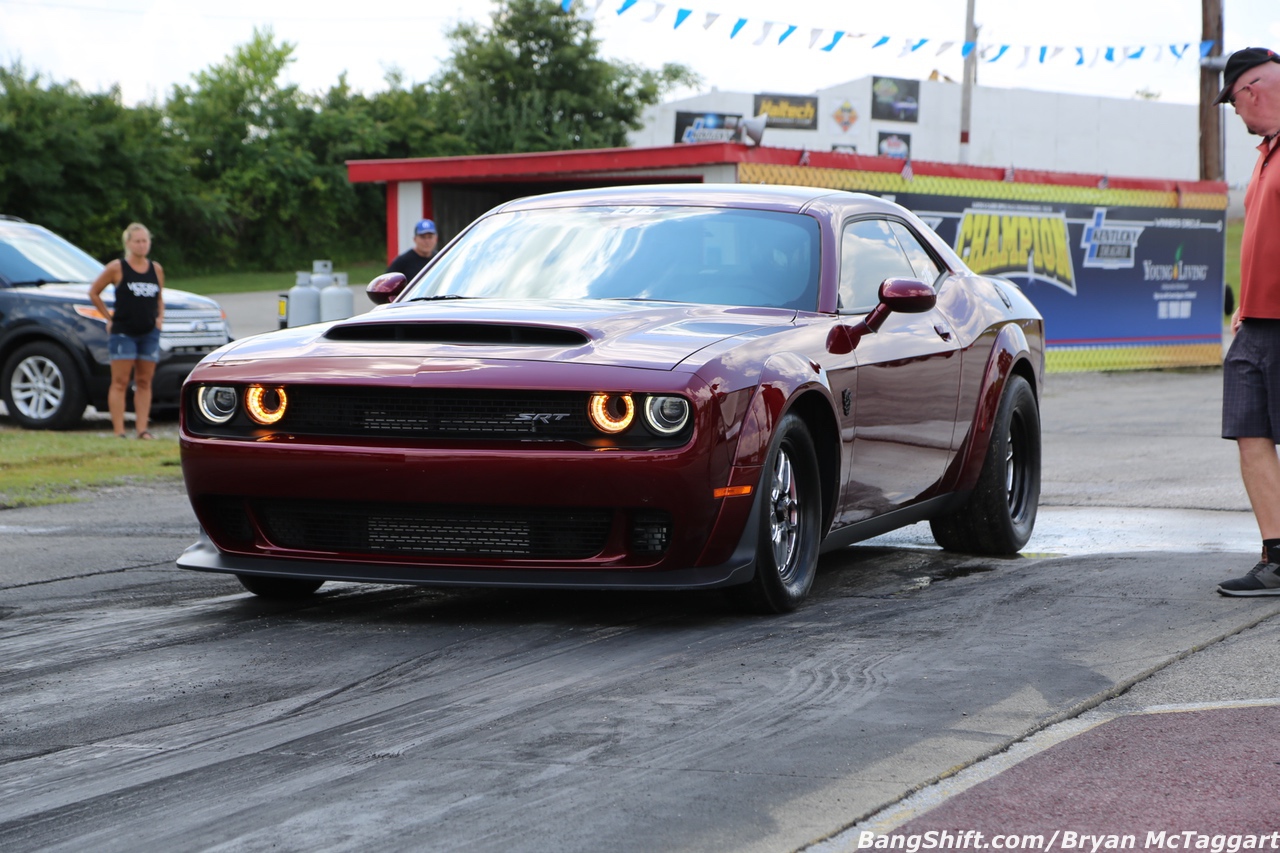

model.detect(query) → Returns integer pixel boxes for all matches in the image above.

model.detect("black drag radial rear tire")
[728,413,822,614]
[930,374,1040,554]
[236,574,325,599]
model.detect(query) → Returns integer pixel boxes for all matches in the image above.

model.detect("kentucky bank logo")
[680,116,737,144]
[954,209,1077,296]
[1142,246,1209,282]
[1080,208,1145,270]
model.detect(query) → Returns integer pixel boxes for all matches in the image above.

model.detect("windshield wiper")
[408,294,472,302]
[9,278,73,286]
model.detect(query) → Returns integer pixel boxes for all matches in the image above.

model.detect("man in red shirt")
[1217,47,1280,594]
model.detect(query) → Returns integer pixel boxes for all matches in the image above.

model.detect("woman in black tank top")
[89,222,166,439]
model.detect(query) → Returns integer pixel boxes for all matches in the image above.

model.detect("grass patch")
[172,260,385,296]
[0,421,183,509]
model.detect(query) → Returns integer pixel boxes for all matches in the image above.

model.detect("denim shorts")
[108,327,161,362]
[1223,320,1280,440]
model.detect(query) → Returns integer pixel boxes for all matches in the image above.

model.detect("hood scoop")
[325,322,590,347]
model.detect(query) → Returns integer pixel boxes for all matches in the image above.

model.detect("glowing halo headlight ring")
[588,393,635,434]
[245,385,288,425]
[642,395,691,436]
[196,385,238,424]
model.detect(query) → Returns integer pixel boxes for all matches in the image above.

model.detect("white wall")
[632,77,1263,217]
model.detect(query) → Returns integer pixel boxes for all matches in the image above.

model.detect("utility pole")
[1199,0,1224,181]
[959,0,978,164]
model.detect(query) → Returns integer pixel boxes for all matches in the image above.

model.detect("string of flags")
[559,0,1219,68]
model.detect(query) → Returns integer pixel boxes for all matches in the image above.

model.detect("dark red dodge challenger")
[178,184,1044,612]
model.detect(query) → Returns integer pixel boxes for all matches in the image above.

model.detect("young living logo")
[1143,247,1209,282]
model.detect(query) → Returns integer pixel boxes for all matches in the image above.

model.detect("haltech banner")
[753,94,819,130]
[738,161,1227,372]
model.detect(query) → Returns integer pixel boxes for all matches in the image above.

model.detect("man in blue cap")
[1216,47,1280,595]
[386,218,439,280]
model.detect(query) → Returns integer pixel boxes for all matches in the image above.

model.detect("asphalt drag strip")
[811,602,1280,851]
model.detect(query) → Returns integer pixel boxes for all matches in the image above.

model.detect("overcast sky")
[3,0,1278,107]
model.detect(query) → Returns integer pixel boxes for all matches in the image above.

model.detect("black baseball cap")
[1214,47,1280,105]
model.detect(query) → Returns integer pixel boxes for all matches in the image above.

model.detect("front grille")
[162,309,230,349]
[253,499,612,559]
[281,386,594,439]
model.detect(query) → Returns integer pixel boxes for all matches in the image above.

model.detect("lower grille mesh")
[253,499,612,559]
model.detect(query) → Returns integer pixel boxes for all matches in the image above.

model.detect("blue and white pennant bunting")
[558,0,1215,69]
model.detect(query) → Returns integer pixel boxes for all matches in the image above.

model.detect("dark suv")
[0,217,231,429]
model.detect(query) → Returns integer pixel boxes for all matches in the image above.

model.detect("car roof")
[496,183,884,215]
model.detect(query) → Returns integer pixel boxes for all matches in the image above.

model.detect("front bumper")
[179,428,763,585]
[177,518,760,591]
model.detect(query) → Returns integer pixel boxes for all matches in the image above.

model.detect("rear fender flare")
[946,323,1036,494]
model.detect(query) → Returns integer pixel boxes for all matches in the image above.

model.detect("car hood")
[33,282,222,312]
[211,300,800,371]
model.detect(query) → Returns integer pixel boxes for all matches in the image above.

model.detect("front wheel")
[728,413,822,614]
[930,374,1040,554]
[2,341,88,430]
[236,574,325,599]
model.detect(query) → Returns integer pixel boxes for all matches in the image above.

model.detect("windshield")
[0,223,105,285]
[402,206,821,311]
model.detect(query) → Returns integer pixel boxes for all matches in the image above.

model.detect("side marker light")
[713,485,754,498]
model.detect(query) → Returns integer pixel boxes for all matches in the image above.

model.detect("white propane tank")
[286,270,320,327]
[310,259,333,290]
[320,270,353,321]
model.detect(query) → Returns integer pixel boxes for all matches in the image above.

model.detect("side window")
[839,219,917,312]
[889,222,944,284]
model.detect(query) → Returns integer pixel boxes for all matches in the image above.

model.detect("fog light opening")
[631,511,672,555]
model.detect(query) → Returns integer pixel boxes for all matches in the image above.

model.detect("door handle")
[934,323,953,341]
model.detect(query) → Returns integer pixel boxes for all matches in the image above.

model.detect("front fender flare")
[695,352,837,569]
[729,351,834,471]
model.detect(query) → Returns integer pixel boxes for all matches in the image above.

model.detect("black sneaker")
[1218,560,1280,596]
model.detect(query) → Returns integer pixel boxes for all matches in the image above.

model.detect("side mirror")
[828,278,936,354]
[863,278,936,333]
[366,272,408,305]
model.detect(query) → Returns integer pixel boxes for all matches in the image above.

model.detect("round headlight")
[642,395,691,436]
[245,385,288,425]
[196,386,238,424]
[588,393,634,434]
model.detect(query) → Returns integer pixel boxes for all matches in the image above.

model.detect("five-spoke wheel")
[730,413,822,613]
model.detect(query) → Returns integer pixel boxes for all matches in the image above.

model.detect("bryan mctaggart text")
[855,829,1280,852]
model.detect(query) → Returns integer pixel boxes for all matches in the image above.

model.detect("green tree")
[162,30,475,269]
[363,69,471,160]
[1,10,700,276]
[0,63,220,268]
[164,29,326,269]
[434,0,698,153]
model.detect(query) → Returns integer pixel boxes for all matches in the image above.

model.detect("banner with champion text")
[739,161,1227,372]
